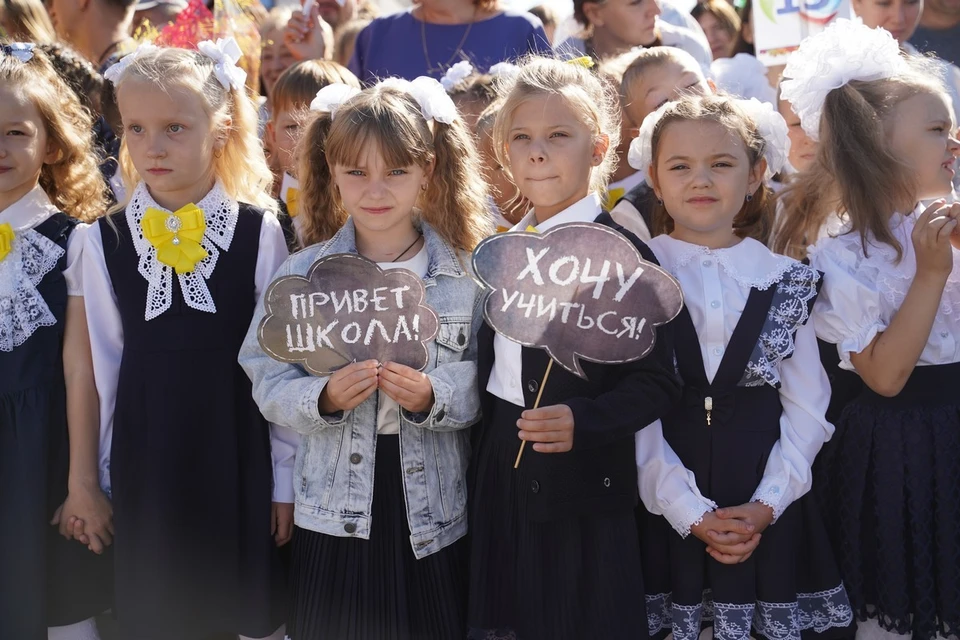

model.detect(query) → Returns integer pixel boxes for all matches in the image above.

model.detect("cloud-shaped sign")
[258,253,440,376]
[473,222,683,378]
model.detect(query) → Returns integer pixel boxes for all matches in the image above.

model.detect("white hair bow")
[103,42,159,85]
[309,83,362,119]
[1,43,35,63]
[197,38,247,92]
[441,61,474,92]
[488,61,520,82]
[378,76,460,125]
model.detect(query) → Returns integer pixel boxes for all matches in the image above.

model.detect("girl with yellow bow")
[79,41,294,640]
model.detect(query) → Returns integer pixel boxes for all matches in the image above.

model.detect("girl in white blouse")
[780,20,960,640]
[631,94,853,640]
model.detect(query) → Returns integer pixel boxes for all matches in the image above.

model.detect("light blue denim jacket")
[239,218,483,559]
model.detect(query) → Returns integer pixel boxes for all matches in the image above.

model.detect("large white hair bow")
[441,61,474,92]
[378,76,460,125]
[488,61,520,83]
[779,19,909,140]
[197,38,247,92]
[309,83,362,119]
[103,42,159,85]
[1,43,35,63]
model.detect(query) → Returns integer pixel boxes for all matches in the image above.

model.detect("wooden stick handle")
[514,359,554,469]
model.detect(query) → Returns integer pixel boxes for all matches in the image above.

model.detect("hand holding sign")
[472,222,683,466]
[258,253,440,376]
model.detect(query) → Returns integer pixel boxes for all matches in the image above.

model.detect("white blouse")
[82,183,300,502]
[485,193,604,406]
[636,235,834,537]
[809,206,960,370]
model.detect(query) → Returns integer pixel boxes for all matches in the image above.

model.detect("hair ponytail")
[297,111,342,247]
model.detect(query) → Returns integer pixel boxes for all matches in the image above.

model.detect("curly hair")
[36,42,104,115]
[0,48,108,222]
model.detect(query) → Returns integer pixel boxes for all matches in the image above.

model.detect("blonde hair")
[110,46,275,212]
[0,48,108,222]
[298,84,490,250]
[0,0,55,44]
[649,94,775,244]
[492,56,621,196]
[620,46,704,103]
[775,56,948,260]
[270,59,359,114]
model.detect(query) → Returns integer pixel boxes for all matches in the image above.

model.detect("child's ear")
[647,164,662,200]
[423,157,436,183]
[582,0,605,27]
[591,133,610,166]
[43,140,61,165]
[748,157,767,195]
[215,117,234,151]
[265,121,276,147]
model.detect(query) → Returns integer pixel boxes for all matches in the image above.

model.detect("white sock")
[240,624,287,640]
[47,618,101,640]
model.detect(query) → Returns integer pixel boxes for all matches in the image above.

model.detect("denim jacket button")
[436,408,446,422]
[531,480,540,493]
[344,523,357,534]
[457,332,466,346]
[527,379,539,394]
[350,453,362,464]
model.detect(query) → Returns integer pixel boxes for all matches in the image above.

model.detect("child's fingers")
[531,441,573,454]
[705,547,744,565]
[339,375,378,401]
[520,405,571,421]
[377,377,409,403]
[86,533,105,555]
[381,362,423,383]
[343,383,378,410]
[707,515,755,534]
[706,530,753,545]
[50,504,63,526]
[518,428,569,443]
[516,416,572,432]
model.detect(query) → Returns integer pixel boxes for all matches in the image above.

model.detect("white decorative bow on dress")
[1,42,35,63]
[197,38,247,92]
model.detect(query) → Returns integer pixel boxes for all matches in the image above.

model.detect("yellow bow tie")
[0,223,13,263]
[141,204,209,274]
[604,187,625,212]
[285,186,299,218]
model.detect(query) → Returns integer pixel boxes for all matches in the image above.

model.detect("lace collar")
[653,236,797,291]
[126,181,239,320]
[0,186,65,351]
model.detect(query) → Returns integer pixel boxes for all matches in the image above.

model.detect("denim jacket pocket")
[435,317,471,366]
[295,425,344,511]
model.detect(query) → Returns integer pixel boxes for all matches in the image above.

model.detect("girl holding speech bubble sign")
[81,42,292,640]
[632,94,853,640]
[239,76,490,640]
[467,56,683,640]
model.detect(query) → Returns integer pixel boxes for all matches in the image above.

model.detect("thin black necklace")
[392,233,423,262]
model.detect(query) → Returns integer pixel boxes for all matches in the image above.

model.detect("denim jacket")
[239,218,483,559]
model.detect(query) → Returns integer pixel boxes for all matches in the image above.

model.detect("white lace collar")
[0,186,65,351]
[652,235,797,291]
[126,181,239,320]
[1,185,59,231]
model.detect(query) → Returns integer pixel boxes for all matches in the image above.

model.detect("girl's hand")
[271,502,294,546]
[51,483,114,555]
[378,362,434,413]
[715,502,775,535]
[517,404,574,453]
[690,512,761,564]
[282,6,334,61]
[913,201,959,279]
[318,360,379,414]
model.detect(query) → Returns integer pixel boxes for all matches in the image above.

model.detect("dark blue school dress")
[98,204,285,640]
[639,277,854,640]
[0,214,113,640]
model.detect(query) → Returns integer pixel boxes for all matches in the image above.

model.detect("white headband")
[780,19,909,141]
[103,38,247,92]
[627,97,790,182]
[1,43,35,63]
[309,83,361,119]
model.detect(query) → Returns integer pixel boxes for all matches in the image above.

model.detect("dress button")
[527,379,539,394]
[713,347,723,356]
[349,453,362,464]
[711,300,721,309]
[531,480,540,493]
[702,259,713,267]
[941,331,949,338]
[344,523,357,534]
[603,477,611,488]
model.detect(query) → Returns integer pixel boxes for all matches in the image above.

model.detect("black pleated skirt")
[816,362,960,640]
[467,396,647,640]
[289,434,468,640]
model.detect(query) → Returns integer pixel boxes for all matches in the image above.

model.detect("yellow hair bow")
[566,56,595,69]
[285,186,299,218]
[141,204,209,274]
[0,223,13,262]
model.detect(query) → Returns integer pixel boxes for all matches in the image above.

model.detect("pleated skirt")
[467,396,647,640]
[288,434,469,640]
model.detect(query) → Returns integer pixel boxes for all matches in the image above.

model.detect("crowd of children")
[0,7,958,640]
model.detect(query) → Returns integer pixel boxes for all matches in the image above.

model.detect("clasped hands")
[690,502,775,565]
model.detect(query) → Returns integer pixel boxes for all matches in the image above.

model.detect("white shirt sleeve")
[750,319,834,519]
[81,222,124,495]
[256,210,299,504]
[636,420,718,538]
[63,222,88,297]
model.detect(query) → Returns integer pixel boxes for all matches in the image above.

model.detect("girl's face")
[890,92,959,201]
[480,131,526,224]
[852,0,921,43]
[697,12,734,59]
[331,141,431,236]
[119,77,219,211]
[650,119,763,246]
[0,85,56,209]
[585,0,661,47]
[625,60,710,131]
[267,107,302,176]
[261,28,297,97]
[506,93,608,221]
[777,98,817,173]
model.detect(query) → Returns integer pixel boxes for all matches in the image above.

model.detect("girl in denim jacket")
[239,77,491,640]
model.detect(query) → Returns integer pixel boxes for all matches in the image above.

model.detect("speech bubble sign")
[472,222,683,379]
[258,253,440,376]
